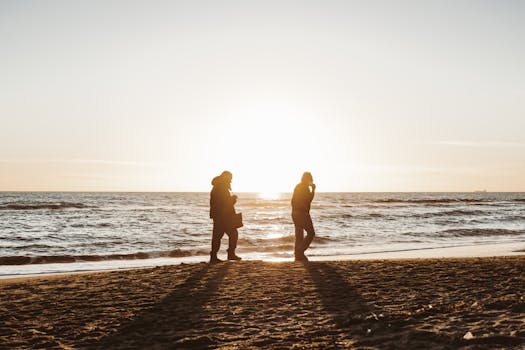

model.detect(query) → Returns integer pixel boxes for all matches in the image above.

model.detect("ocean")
[1,192,524,276]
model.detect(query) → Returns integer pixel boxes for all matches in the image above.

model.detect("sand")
[1,256,524,349]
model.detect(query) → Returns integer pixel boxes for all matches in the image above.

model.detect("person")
[209,171,242,263]
[291,172,316,261]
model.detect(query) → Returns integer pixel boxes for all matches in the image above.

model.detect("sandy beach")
[1,256,524,349]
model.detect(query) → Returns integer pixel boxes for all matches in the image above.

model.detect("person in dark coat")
[291,172,316,261]
[209,170,241,263]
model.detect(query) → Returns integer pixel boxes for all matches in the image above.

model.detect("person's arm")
[309,183,316,202]
[216,187,232,217]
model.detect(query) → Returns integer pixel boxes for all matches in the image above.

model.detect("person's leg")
[210,220,225,263]
[292,212,305,260]
[226,228,241,260]
[294,225,305,259]
[301,214,316,253]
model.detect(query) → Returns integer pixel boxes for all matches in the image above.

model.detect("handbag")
[231,212,243,229]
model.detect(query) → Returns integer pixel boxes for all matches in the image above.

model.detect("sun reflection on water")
[257,192,281,200]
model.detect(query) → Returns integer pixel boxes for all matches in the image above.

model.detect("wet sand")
[1,256,524,349]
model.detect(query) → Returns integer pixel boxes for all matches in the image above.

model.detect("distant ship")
[474,189,487,193]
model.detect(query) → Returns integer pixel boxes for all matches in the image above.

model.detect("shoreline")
[1,241,524,280]
[0,243,525,284]
[1,256,524,349]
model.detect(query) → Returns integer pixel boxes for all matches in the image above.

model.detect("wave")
[416,209,488,218]
[436,228,524,238]
[0,202,89,210]
[0,249,209,266]
[323,213,384,220]
[372,198,491,205]
[0,243,54,250]
[506,215,525,221]
[69,222,114,228]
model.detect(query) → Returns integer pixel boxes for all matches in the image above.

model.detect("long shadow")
[306,262,375,332]
[88,263,230,349]
[305,262,402,349]
[305,262,461,349]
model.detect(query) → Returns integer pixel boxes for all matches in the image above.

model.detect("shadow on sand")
[305,261,500,349]
[306,262,419,349]
[89,263,230,349]
[306,262,378,334]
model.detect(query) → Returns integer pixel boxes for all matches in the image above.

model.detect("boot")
[227,249,242,261]
[210,253,223,264]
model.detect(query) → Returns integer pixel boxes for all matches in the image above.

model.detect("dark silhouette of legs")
[301,215,315,252]
[226,228,238,251]
[211,220,225,263]
[211,221,241,262]
[294,224,305,259]
[226,228,241,260]
[293,212,315,260]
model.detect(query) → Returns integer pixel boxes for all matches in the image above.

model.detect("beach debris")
[363,312,384,322]
[29,329,47,335]
[471,301,478,308]
[366,328,372,335]
[463,331,475,340]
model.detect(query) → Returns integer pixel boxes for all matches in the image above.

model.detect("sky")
[1,0,524,192]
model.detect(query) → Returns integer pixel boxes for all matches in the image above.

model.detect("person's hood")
[211,176,222,186]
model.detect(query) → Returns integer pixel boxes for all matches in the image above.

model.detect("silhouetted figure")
[209,171,242,263]
[291,172,316,261]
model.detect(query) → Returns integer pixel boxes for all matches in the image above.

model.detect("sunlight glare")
[266,232,285,239]
[258,191,281,200]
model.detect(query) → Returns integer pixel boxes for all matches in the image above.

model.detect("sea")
[1,192,524,277]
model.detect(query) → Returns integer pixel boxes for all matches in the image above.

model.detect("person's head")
[301,171,313,185]
[211,170,233,187]
[221,170,232,184]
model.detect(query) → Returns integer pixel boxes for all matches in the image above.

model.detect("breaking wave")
[436,228,524,238]
[0,202,89,210]
[374,198,493,205]
[0,249,209,266]
[416,209,488,218]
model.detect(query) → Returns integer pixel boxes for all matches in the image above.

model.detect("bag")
[231,212,243,229]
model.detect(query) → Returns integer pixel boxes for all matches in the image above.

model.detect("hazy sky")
[1,0,524,192]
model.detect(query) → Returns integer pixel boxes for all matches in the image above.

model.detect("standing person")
[291,172,316,261]
[209,171,242,263]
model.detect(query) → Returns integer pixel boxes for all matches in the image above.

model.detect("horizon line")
[1,190,524,194]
